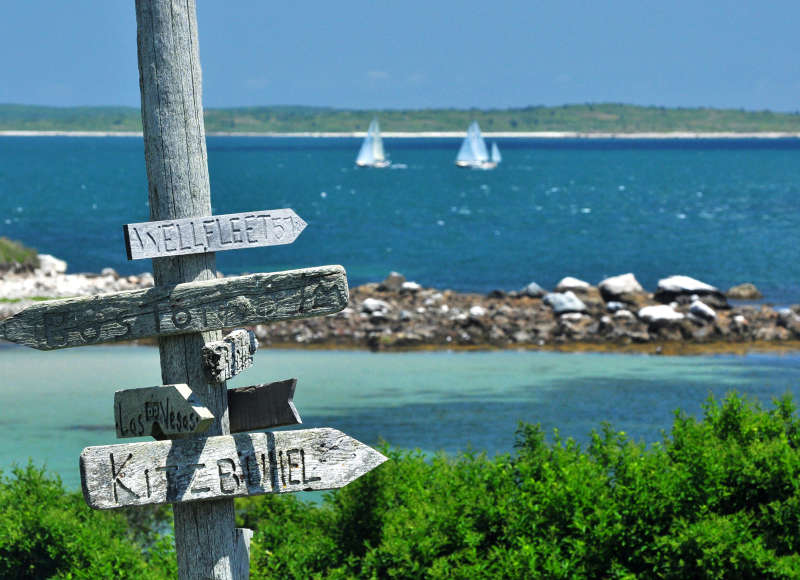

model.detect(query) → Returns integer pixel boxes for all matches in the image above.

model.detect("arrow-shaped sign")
[115,384,214,439]
[0,265,348,350]
[80,428,387,509]
[202,329,258,383]
[124,208,307,260]
[228,379,301,433]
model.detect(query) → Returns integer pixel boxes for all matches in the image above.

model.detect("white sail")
[456,121,490,166]
[356,119,388,167]
[491,141,502,164]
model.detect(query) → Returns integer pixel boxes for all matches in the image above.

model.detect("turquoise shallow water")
[0,345,797,489]
[1,136,799,302]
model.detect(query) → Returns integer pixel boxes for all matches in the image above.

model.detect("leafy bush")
[0,237,38,272]
[0,463,174,579]
[239,392,800,578]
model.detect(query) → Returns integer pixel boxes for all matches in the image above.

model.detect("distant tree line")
[2,103,800,133]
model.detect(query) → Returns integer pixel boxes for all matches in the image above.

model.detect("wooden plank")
[202,329,258,383]
[124,209,307,260]
[228,379,301,433]
[80,428,388,509]
[0,265,348,350]
[233,528,253,580]
[114,384,214,439]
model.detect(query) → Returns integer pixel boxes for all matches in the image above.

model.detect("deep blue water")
[1,136,798,302]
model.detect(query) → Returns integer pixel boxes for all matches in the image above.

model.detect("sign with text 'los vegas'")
[124,208,307,260]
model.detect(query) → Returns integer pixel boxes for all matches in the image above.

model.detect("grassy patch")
[0,237,38,271]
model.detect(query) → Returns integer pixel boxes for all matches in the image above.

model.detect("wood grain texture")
[228,379,301,433]
[0,265,348,350]
[124,209,307,260]
[114,384,214,439]
[80,428,388,509]
[203,329,258,383]
[134,0,234,577]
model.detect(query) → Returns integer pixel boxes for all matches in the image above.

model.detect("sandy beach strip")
[3,130,800,139]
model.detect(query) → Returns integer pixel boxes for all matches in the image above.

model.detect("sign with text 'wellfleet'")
[115,384,214,439]
[124,209,307,260]
[0,265,348,350]
[80,428,387,509]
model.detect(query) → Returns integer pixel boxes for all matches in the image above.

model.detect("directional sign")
[228,379,301,433]
[80,428,387,509]
[0,265,348,350]
[115,384,214,439]
[124,208,307,260]
[203,329,258,383]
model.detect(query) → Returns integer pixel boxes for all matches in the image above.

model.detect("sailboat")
[455,121,500,169]
[355,119,390,168]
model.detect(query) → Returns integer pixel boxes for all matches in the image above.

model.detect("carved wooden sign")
[115,384,214,439]
[80,428,387,509]
[0,265,348,350]
[228,379,301,433]
[124,208,307,260]
[202,329,258,383]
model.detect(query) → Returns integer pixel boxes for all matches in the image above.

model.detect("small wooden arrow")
[80,428,388,509]
[124,208,307,260]
[202,329,258,383]
[228,379,301,433]
[0,265,348,350]
[115,384,214,439]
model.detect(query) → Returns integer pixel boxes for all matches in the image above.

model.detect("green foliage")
[0,237,38,271]
[239,392,800,578]
[3,103,800,133]
[0,463,174,579]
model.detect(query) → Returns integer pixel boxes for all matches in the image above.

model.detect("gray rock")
[606,301,626,312]
[400,281,422,293]
[638,304,685,323]
[101,267,118,278]
[543,291,587,314]
[555,276,591,292]
[362,298,391,313]
[378,271,406,292]
[726,283,763,300]
[655,275,728,309]
[689,300,716,321]
[598,273,644,301]
[36,254,67,276]
[522,282,546,298]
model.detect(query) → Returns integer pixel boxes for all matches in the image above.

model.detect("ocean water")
[1,137,799,490]
[1,345,798,489]
[0,136,799,303]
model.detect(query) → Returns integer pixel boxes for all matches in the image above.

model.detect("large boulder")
[726,283,763,300]
[655,275,728,309]
[555,277,591,292]
[638,304,685,323]
[521,281,546,298]
[543,291,587,314]
[36,254,67,276]
[598,273,644,302]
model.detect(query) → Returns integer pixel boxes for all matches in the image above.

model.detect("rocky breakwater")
[253,271,800,353]
[0,254,154,319]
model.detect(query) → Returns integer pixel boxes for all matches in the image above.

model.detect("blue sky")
[1,1,798,111]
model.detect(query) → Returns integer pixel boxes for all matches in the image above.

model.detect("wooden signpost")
[80,428,386,509]
[203,329,259,383]
[0,266,347,350]
[124,208,307,260]
[115,384,214,439]
[0,1,389,577]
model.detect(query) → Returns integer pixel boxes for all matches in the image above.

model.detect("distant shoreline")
[3,130,800,139]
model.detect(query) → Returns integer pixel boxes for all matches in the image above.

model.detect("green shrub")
[0,237,38,271]
[0,463,173,579]
[239,392,800,578]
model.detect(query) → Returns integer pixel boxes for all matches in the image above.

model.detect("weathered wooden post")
[133,1,240,575]
[0,2,386,578]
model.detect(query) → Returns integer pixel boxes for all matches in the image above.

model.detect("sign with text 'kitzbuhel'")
[0,265,348,350]
[124,208,307,260]
[80,428,387,509]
